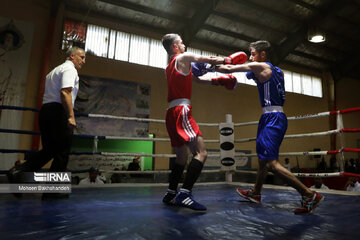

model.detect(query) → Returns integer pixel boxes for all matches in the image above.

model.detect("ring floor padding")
[1,183,359,240]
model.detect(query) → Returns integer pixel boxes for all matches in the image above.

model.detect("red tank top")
[166,54,192,102]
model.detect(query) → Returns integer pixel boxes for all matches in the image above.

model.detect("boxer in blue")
[216,40,323,214]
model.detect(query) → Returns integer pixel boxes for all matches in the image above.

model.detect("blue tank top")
[246,62,285,107]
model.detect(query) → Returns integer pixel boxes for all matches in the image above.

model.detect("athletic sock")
[182,158,204,191]
[168,162,185,191]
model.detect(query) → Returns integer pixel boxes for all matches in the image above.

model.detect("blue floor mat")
[0,184,359,240]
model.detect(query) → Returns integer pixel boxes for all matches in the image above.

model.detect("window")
[312,77,323,98]
[149,39,167,68]
[114,31,130,61]
[283,71,322,98]
[108,30,117,59]
[187,47,201,55]
[284,70,293,92]
[302,74,312,96]
[129,34,150,65]
[85,24,109,57]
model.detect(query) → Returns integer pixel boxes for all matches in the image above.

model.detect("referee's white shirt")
[42,60,79,107]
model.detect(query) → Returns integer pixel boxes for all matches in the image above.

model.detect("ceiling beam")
[182,0,219,44]
[331,54,360,81]
[288,0,360,44]
[193,38,246,54]
[98,0,184,22]
[302,42,347,60]
[65,5,168,36]
[281,60,322,72]
[212,11,288,37]
[288,0,359,29]
[234,0,300,24]
[292,50,335,66]
[274,0,351,65]
[202,24,256,43]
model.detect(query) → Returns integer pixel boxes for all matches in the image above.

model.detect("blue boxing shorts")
[256,112,288,160]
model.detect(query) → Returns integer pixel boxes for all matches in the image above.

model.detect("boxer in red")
[161,33,246,211]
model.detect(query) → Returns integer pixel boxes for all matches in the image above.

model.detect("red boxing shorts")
[166,105,202,147]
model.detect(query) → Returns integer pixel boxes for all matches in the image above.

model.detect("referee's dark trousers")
[24,102,73,172]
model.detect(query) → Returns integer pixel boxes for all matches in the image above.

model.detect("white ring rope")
[235,129,340,143]
[2,106,360,178]
[234,150,328,158]
[99,169,222,174]
[233,169,343,178]
[100,152,221,158]
[87,113,219,127]
[87,113,165,124]
[292,172,342,177]
[93,150,331,159]
[105,136,219,143]
[287,111,331,121]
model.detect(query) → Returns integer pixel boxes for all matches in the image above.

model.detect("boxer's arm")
[177,52,224,74]
[193,74,238,90]
[193,74,212,85]
[216,62,271,83]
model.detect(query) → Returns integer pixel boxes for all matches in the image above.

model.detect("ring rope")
[235,129,340,143]
[292,172,342,177]
[96,169,222,174]
[234,107,360,127]
[1,105,359,174]
[235,128,360,143]
[3,127,358,144]
[2,105,359,127]
[2,148,359,158]
[233,170,360,178]
[0,128,220,143]
[0,105,39,112]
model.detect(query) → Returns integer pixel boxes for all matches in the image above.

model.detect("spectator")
[71,176,80,185]
[348,158,356,173]
[344,159,350,172]
[317,157,327,171]
[79,167,104,185]
[310,177,329,190]
[283,158,291,172]
[110,167,129,183]
[127,157,141,178]
[329,157,339,172]
[345,177,360,192]
[128,157,141,171]
[98,171,106,183]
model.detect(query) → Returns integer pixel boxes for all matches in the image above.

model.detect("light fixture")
[308,26,326,43]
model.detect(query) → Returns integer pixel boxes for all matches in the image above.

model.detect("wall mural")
[0,17,33,169]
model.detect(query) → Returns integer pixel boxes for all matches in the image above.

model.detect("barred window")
[149,39,167,68]
[114,31,130,61]
[283,71,322,98]
[85,24,109,57]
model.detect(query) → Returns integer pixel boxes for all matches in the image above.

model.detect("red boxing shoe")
[294,191,324,215]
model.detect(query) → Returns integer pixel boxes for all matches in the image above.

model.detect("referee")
[8,47,85,187]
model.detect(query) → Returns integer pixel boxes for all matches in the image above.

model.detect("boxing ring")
[1,184,360,239]
[1,105,360,239]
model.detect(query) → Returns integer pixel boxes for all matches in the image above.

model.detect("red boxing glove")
[212,74,238,90]
[224,51,247,65]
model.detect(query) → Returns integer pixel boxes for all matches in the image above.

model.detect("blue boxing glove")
[191,62,215,77]
[246,71,256,80]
